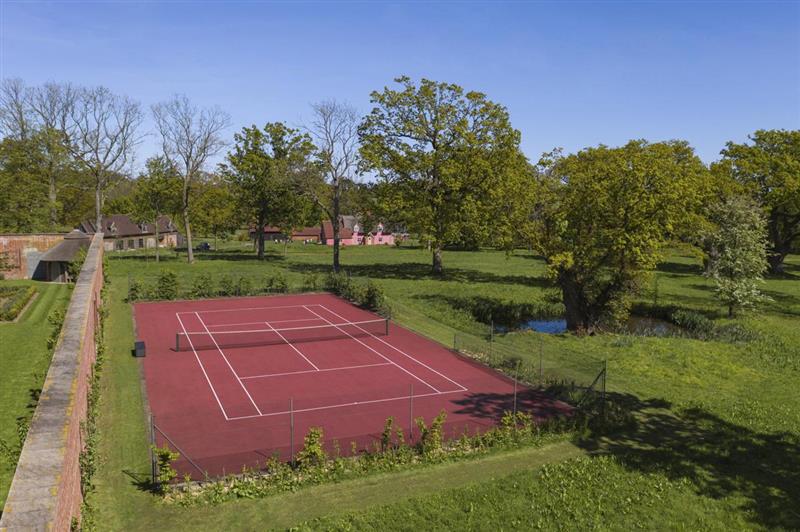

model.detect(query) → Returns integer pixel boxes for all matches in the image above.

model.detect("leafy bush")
[152,445,180,490]
[219,274,235,296]
[669,309,714,337]
[67,247,88,281]
[155,270,178,300]
[362,280,387,313]
[265,272,289,293]
[302,272,320,291]
[190,273,214,299]
[0,285,36,321]
[237,276,252,296]
[415,411,446,456]
[296,427,326,468]
[127,277,142,302]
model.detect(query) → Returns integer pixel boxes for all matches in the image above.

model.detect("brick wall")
[0,233,104,531]
[0,234,65,279]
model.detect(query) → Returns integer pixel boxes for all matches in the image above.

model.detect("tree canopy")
[221,122,315,260]
[359,76,526,274]
[533,140,708,332]
[717,129,800,274]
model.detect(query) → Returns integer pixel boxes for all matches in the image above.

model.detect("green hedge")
[0,285,36,321]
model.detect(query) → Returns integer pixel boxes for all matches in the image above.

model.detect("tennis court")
[135,293,570,479]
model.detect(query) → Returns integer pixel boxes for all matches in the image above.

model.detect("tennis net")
[175,318,389,352]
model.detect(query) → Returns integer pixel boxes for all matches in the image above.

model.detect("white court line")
[175,313,230,420]
[241,362,391,380]
[317,304,468,393]
[303,305,440,393]
[206,318,324,329]
[226,389,464,420]
[263,321,319,371]
[195,312,263,416]
[178,304,314,316]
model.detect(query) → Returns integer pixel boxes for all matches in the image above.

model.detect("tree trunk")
[48,172,57,230]
[154,216,160,263]
[728,304,734,318]
[332,186,341,273]
[183,206,194,264]
[432,244,443,275]
[767,249,787,275]
[94,181,103,232]
[766,212,789,274]
[560,273,590,333]
[257,217,265,260]
[214,233,218,251]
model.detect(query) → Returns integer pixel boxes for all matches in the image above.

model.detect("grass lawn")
[0,280,72,508]
[91,241,800,530]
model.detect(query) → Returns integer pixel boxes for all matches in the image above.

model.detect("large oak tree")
[359,77,524,274]
[533,140,708,332]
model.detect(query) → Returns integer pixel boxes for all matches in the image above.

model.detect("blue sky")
[1,1,798,168]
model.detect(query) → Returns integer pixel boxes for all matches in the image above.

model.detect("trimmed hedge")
[0,285,36,321]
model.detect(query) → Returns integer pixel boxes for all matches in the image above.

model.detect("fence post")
[290,398,295,467]
[539,337,544,387]
[513,361,519,417]
[409,384,414,442]
[150,415,156,485]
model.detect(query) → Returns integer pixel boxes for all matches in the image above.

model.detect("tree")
[221,123,315,260]
[305,100,360,272]
[533,140,708,332]
[193,177,239,251]
[68,86,143,231]
[28,82,81,228]
[359,77,523,274]
[0,78,33,140]
[0,134,50,232]
[153,95,229,263]
[704,196,770,317]
[718,130,800,274]
[132,157,182,262]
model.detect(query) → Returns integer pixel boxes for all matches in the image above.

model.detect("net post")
[385,318,389,337]
[289,398,295,467]
[175,333,179,352]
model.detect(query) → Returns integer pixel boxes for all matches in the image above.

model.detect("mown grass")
[92,241,800,530]
[0,280,71,509]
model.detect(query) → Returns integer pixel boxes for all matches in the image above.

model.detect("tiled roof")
[79,215,178,238]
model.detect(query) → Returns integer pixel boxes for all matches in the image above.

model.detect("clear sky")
[1,0,798,168]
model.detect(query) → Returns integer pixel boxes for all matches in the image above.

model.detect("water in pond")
[498,316,680,336]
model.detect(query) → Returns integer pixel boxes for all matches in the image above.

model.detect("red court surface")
[134,293,570,479]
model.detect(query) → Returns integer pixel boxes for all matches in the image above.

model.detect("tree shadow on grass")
[581,393,800,530]
[656,261,704,276]
[124,469,157,493]
[288,262,551,288]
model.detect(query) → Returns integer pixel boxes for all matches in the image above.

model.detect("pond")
[497,316,681,336]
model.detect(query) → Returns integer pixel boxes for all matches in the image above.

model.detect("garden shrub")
[362,280,387,313]
[66,247,87,281]
[152,445,180,490]
[296,427,326,468]
[155,270,178,300]
[415,411,447,456]
[302,272,320,291]
[237,276,252,296]
[265,272,289,293]
[669,309,714,337]
[0,285,36,321]
[190,273,214,299]
[219,274,235,296]
[127,277,142,302]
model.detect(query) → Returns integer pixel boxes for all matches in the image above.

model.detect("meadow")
[0,280,72,508]
[89,239,799,530]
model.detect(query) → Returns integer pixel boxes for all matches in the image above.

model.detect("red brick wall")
[0,233,65,279]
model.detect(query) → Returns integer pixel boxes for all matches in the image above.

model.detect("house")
[33,230,91,282]
[78,215,182,252]
[252,215,395,246]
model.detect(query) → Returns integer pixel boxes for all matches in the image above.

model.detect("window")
[115,240,123,251]
[128,239,134,249]
[139,238,144,248]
